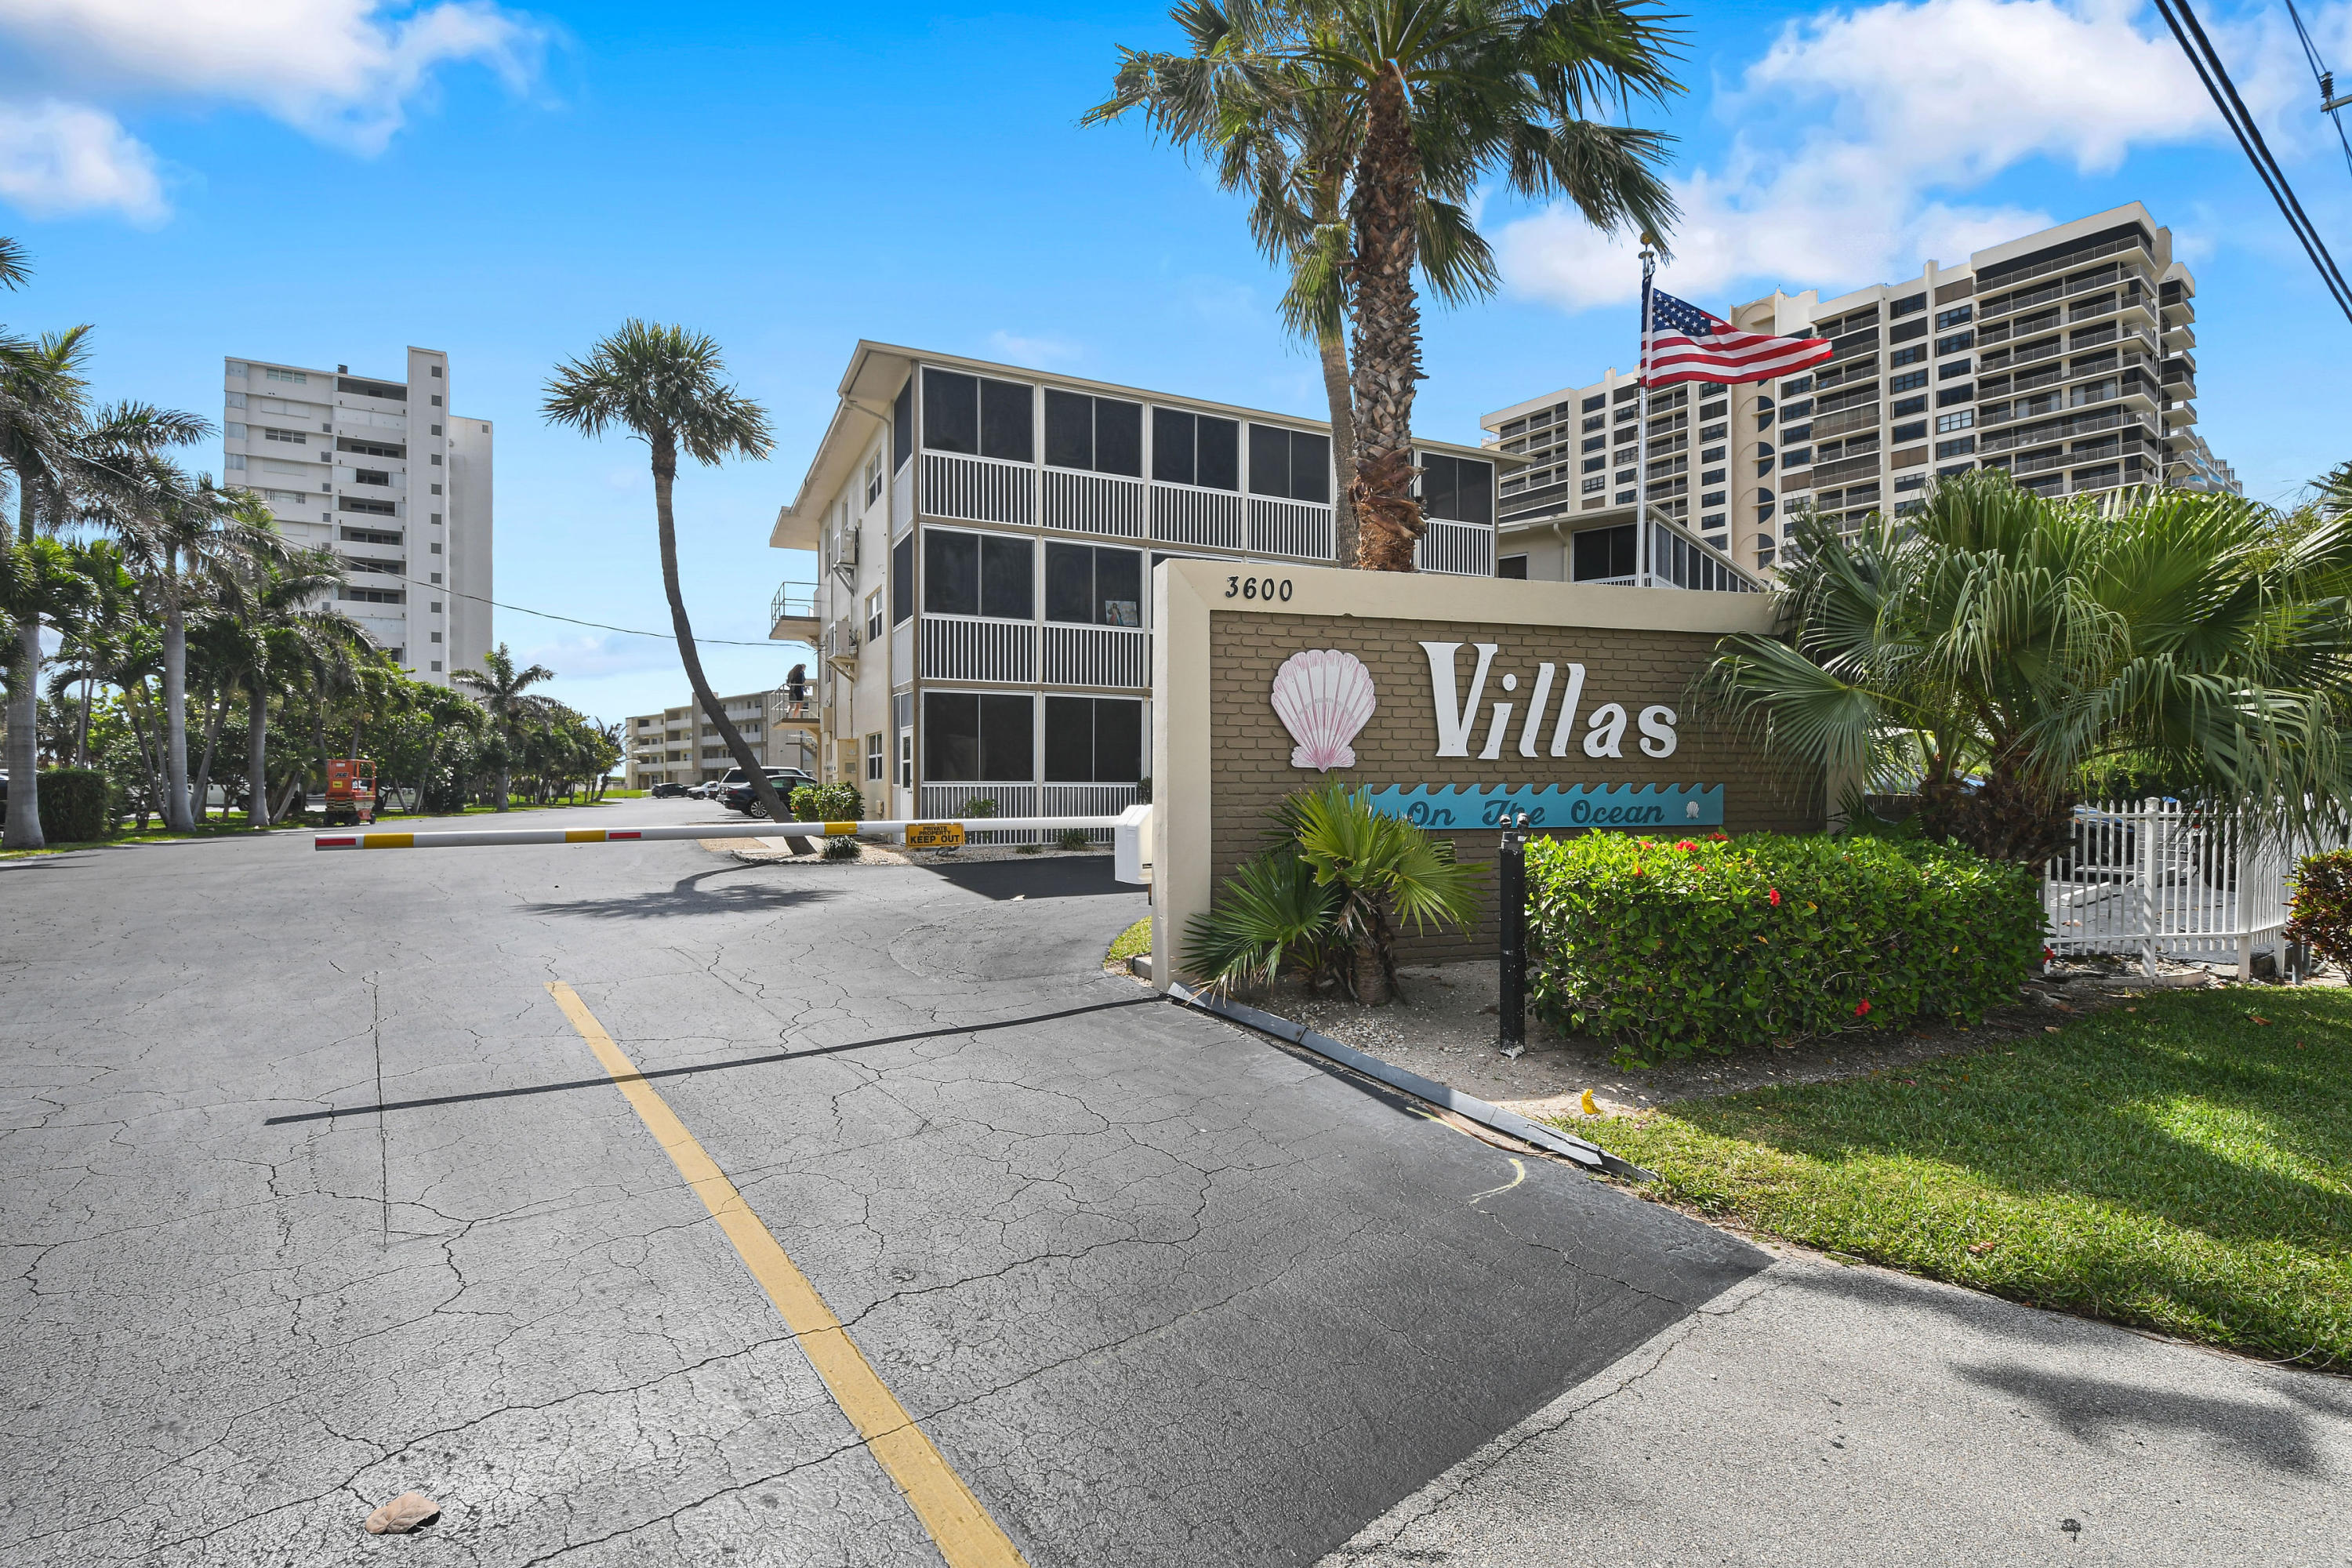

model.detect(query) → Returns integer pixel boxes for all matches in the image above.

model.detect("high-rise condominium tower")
[222,347,492,684]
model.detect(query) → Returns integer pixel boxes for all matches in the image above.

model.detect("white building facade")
[622,689,820,790]
[770,343,1504,820]
[1484,204,2219,580]
[223,348,493,684]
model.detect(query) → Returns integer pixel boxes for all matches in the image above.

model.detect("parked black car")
[720,768,815,818]
[649,781,687,798]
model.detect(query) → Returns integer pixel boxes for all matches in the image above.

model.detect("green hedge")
[4,768,111,843]
[789,782,864,822]
[2284,849,2352,970]
[1526,832,2045,1064]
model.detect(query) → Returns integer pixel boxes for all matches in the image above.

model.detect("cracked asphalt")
[1,799,1763,1566]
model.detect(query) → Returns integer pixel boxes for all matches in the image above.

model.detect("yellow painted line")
[362,832,415,849]
[564,829,607,843]
[545,982,1027,1568]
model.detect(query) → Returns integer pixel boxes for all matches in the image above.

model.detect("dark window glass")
[1094,699,1142,781]
[924,691,978,781]
[1289,431,1330,503]
[979,694,1033,780]
[1045,542,1094,623]
[1095,398,1142,476]
[923,530,978,615]
[891,535,913,624]
[892,377,913,470]
[1044,696,1094,782]
[1573,524,1637,581]
[1096,548,1140,625]
[1421,453,1457,523]
[923,369,978,454]
[980,379,1033,463]
[1497,554,1529,579]
[1044,389,1091,470]
[1152,408,1195,485]
[1247,423,1288,496]
[980,535,1033,619]
[1196,416,1239,490]
[1421,452,1492,524]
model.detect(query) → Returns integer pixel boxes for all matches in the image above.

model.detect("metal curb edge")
[1165,982,1655,1182]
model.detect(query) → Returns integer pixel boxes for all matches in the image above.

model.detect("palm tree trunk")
[248,683,270,829]
[651,430,793,826]
[74,673,93,767]
[5,485,44,849]
[1318,328,1361,570]
[1347,60,1427,574]
[160,585,193,831]
[191,691,225,825]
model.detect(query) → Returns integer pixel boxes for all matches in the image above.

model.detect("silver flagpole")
[1636,238,1657,586]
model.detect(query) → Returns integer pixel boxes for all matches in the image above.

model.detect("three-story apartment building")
[622,689,819,790]
[769,343,1505,819]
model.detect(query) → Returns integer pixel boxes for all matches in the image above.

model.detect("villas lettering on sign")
[1421,641,1677,761]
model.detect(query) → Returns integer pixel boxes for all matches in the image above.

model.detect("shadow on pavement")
[521,866,837,920]
[1955,1361,2328,1474]
[916,855,1136,902]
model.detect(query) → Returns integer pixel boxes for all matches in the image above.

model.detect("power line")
[2281,0,2352,182]
[2152,0,2352,323]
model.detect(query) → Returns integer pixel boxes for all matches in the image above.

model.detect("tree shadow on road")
[519,866,839,920]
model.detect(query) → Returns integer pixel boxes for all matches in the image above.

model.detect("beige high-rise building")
[1483,203,2222,584]
[222,348,493,684]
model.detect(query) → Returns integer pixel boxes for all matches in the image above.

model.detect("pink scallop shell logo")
[1271,649,1377,771]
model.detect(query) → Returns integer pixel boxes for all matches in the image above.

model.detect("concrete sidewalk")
[1323,1246,2352,1567]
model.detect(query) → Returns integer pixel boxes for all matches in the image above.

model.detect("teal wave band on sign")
[1364,784,1726,830]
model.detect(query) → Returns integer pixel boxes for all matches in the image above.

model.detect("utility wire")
[2152,0,2352,323]
[2281,0,2352,181]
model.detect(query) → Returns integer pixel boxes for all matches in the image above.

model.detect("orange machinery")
[322,758,377,826]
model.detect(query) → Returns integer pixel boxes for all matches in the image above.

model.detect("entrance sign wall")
[1149,560,1823,989]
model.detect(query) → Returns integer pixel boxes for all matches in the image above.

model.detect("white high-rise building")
[222,348,493,684]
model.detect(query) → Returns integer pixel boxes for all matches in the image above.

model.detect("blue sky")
[3,0,2348,724]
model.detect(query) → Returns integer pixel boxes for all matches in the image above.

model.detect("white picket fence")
[2042,799,2310,977]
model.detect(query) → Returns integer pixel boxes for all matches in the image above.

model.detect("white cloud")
[0,99,164,221]
[986,329,1082,367]
[0,0,544,220]
[1497,0,2344,312]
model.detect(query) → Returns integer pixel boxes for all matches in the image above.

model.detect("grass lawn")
[0,822,307,858]
[1567,987,2351,1368]
[1106,916,1152,967]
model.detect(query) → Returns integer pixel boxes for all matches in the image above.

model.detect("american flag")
[1642,287,1831,387]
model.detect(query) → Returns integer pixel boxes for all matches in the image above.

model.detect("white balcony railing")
[1044,468,1145,538]
[924,451,1034,526]
[1152,482,1245,550]
[1041,623,1148,688]
[1414,519,1495,576]
[1248,496,1334,560]
[916,781,1143,844]
[920,614,1036,683]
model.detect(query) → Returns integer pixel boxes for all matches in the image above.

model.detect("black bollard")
[1499,811,1528,1057]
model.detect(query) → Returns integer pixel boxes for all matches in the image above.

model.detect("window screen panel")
[978,694,1033,780]
[892,377,913,470]
[923,369,978,455]
[1196,416,1239,491]
[1094,548,1141,626]
[1152,408,1195,485]
[924,691,979,781]
[1420,453,1458,524]
[1247,424,1289,496]
[1573,524,1636,581]
[979,379,1033,463]
[979,534,1033,620]
[1288,431,1330,503]
[1497,554,1529,579]
[923,530,978,615]
[1044,696,1094,782]
[1044,389,1092,470]
[891,535,913,624]
[1044,542,1094,624]
[1094,699,1142,782]
[1094,398,1142,476]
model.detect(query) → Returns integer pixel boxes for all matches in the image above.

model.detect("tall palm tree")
[539,321,789,822]
[1088,2,1499,567]
[0,324,90,849]
[212,546,347,827]
[452,641,554,811]
[1702,470,2352,864]
[1179,0,1679,570]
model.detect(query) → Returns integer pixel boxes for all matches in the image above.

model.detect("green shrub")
[1526,832,2044,1065]
[964,797,999,818]
[1057,826,1093,851]
[2284,848,2352,968]
[822,835,860,860]
[789,782,863,822]
[35,768,111,843]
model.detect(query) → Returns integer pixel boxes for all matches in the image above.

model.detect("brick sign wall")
[1152,561,1821,981]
